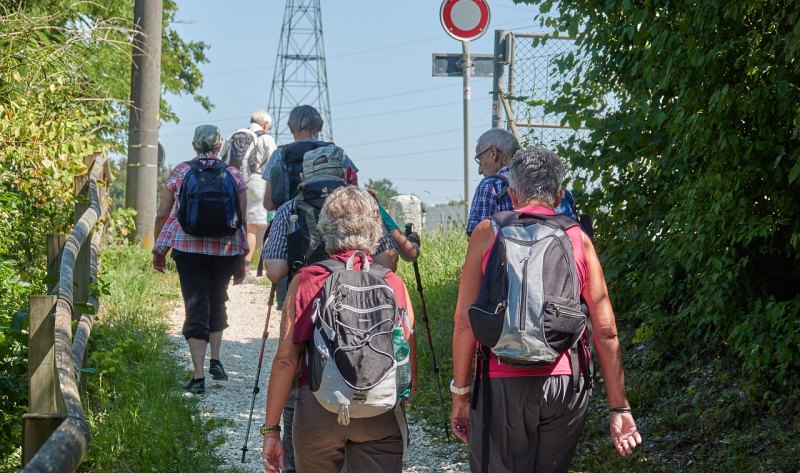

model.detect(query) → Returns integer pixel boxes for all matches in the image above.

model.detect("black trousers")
[172,250,238,341]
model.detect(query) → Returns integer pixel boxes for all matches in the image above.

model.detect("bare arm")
[154,186,175,240]
[262,276,303,471]
[450,219,493,442]
[374,249,399,272]
[580,233,642,456]
[263,180,275,211]
[265,258,289,283]
[390,228,420,262]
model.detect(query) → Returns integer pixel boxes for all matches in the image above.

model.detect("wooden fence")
[21,155,112,472]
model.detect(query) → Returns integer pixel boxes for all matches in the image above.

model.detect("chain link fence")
[494,32,589,151]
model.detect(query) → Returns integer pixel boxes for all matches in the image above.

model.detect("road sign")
[432,53,493,77]
[440,0,491,42]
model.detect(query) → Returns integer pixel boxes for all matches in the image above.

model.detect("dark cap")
[193,125,222,152]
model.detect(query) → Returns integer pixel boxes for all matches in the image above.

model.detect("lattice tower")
[267,0,333,145]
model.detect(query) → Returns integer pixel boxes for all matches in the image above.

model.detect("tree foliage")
[6,0,211,130]
[366,178,400,210]
[0,2,209,462]
[517,0,800,385]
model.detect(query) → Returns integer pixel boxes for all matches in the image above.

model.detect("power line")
[337,96,490,122]
[346,122,489,149]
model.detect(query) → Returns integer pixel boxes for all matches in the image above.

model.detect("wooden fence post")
[47,235,66,295]
[22,295,65,466]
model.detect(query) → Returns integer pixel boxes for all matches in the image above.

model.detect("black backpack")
[221,128,266,178]
[270,140,332,209]
[177,160,242,237]
[286,174,347,278]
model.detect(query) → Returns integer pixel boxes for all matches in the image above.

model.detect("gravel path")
[167,278,469,472]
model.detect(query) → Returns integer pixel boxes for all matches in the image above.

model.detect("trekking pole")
[241,284,277,462]
[404,223,450,440]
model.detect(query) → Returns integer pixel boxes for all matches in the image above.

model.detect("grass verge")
[76,244,232,472]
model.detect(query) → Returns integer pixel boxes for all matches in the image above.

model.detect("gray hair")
[287,105,323,134]
[508,146,566,207]
[477,128,520,165]
[250,109,272,127]
[318,187,382,255]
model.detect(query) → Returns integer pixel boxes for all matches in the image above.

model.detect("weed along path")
[167,278,468,472]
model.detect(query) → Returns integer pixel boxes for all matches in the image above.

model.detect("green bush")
[517,0,800,386]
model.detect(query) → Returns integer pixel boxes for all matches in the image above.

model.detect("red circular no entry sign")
[440,0,491,42]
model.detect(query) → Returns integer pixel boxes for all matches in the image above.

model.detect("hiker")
[467,128,591,239]
[220,109,278,275]
[152,125,248,395]
[450,146,641,472]
[261,186,417,473]
[261,145,402,472]
[262,104,358,212]
[466,128,521,237]
[261,104,356,309]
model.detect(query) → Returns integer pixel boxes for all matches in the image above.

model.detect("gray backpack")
[468,211,587,367]
[306,252,411,425]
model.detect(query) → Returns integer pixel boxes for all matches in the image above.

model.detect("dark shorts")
[468,375,589,473]
[172,250,238,341]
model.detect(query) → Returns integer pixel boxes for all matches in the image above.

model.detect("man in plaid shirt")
[466,128,521,236]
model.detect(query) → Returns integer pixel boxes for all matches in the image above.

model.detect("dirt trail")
[167,279,468,472]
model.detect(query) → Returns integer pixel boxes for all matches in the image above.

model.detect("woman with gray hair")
[261,186,417,473]
[450,147,641,472]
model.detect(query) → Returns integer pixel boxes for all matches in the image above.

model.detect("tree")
[365,178,399,210]
[518,0,800,384]
[7,0,212,132]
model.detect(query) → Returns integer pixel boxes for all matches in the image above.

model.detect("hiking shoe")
[209,359,228,381]
[184,377,205,394]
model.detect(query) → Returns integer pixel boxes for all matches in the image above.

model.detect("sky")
[159,0,546,206]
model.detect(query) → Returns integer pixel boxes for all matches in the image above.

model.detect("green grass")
[396,228,467,439]
[76,245,233,472]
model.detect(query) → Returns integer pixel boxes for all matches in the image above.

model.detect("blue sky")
[160,0,544,206]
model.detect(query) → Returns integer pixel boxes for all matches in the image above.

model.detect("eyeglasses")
[473,147,490,165]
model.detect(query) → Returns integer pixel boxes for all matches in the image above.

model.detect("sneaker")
[184,377,205,394]
[209,359,228,381]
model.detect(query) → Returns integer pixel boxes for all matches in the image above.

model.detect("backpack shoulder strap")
[488,174,510,203]
[490,210,520,228]
[313,258,346,274]
[368,262,392,279]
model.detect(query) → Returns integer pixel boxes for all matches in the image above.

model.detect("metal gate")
[491,30,587,149]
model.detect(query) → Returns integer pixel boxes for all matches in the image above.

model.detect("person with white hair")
[466,128,521,237]
[220,109,278,276]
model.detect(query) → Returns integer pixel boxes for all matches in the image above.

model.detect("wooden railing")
[21,155,112,472]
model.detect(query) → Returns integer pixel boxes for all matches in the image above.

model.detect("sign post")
[439,0,491,221]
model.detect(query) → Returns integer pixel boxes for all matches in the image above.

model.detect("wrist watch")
[260,424,281,436]
[450,379,471,396]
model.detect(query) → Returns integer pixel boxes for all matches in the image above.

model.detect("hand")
[152,252,166,273]
[261,435,284,472]
[610,412,642,456]
[406,231,421,247]
[233,256,247,285]
[450,394,471,443]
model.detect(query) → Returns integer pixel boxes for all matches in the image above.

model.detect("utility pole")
[268,0,333,145]
[125,0,162,248]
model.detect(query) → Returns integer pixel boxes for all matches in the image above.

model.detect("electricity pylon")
[268,0,333,145]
